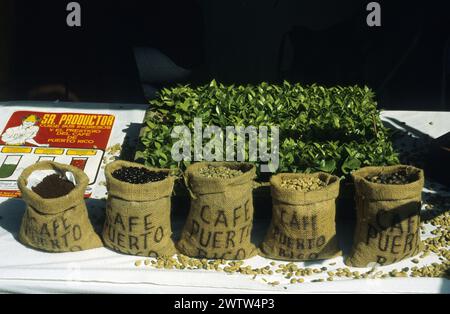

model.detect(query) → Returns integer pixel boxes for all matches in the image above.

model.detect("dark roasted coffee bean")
[112,166,168,184]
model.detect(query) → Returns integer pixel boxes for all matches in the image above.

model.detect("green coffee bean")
[198,165,244,179]
[280,177,327,192]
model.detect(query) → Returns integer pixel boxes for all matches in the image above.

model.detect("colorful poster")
[0,111,115,197]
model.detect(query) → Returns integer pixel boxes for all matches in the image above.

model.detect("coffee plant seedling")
[136,80,398,179]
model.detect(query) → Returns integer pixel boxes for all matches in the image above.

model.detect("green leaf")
[341,157,361,174]
[139,80,396,179]
[315,159,336,173]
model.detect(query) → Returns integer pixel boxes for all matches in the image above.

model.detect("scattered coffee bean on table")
[280,177,327,192]
[112,166,168,184]
[365,170,415,185]
[198,165,244,179]
[32,174,75,199]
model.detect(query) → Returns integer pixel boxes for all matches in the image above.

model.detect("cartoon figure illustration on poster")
[0,114,49,147]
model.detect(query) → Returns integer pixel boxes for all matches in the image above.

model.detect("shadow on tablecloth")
[0,197,106,242]
[0,198,25,240]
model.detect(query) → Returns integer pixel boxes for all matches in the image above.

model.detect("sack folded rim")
[270,172,340,205]
[105,160,175,201]
[184,161,256,196]
[352,165,424,201]
[18,161,89,214]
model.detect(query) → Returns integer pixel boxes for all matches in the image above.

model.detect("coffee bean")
[366,170,415,185]
[280,177,327,192]
[112,167,168,184]
[198,165,244,179]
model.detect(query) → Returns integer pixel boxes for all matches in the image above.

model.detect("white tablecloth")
[0,104,449,294]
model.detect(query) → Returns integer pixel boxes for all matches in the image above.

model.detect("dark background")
[0,0,449,110]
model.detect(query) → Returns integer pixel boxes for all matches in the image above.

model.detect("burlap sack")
[177,162,258,260]
[103,160,176,257]
[346,165,424,267]
[260,172,341,261]
[18,161,102,252]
